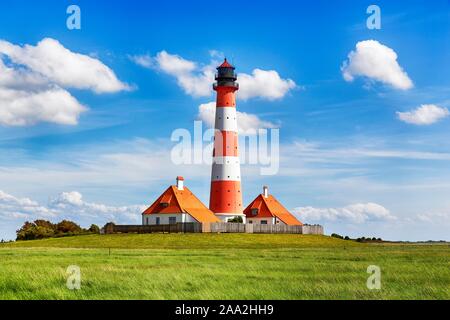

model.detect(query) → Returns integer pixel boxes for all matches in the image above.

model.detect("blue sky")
[0,0,449,240]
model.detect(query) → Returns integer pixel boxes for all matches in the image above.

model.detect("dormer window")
[251,208,259,216]
[161,202,169,208]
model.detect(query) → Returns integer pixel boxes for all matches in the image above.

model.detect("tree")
[34,220,56,231]
[16,219,94,241]
[88,224,100,234]
[228,216,243,223]
[16,221,55,241]
[56,220,82,234]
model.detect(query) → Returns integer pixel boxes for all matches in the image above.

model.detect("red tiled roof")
[142,186,220,223]
[219,58,234,68]
[244,194,303,226]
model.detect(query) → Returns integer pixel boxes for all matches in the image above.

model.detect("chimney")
[263,186,269,198]
[176,176,184,190]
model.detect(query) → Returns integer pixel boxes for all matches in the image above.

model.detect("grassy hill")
[2,233,358,249]
[0,234,449,300]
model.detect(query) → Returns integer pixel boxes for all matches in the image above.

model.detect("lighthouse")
[209,59,246,223]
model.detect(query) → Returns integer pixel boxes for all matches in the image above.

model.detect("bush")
[56,220,83,234]
[331,233,344,239]
[16,219,97,241]
[88,224,100,234]
[228,216,243,223]
[16,222,55,241]
[34,220,56,230]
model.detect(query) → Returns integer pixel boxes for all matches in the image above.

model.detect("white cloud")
[132,51,213,97]
[293,202,396,224]
[131,51,296,100]
[415,211,450,225]
[0,189,144,225]
[341,40,413,90]
[284,140,450,163]
[154,51,198,76]
[397,104,449,125]
[0,38,129,93]
[238,69,297,100]
[128,54,153,68]
[198,102,277,133]
[0,86,86,126]
[49,191,145,224]
[0,190,55,220]
[0,38,129,126]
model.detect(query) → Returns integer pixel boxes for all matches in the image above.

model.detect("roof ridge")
[261,193,302,225]
[170,185,186,213]
[260,194,276,218]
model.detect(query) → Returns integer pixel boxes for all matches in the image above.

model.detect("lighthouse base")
[215,213,247,224]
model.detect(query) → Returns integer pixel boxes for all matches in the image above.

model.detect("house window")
[251,208,258,216]
[169,217,177,225]
[248,220,253,224]
[261,220,268,225]
[156,217,160,225]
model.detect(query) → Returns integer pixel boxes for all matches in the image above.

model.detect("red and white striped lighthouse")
[209,59,245,223]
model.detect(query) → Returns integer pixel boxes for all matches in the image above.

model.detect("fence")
[104,222,202,234]
[302,224,324,235]
[103,222,324,235]
[209,223,324,235]
[210,222,246,233]
[251,224,303,234]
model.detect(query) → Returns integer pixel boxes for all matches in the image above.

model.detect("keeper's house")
[244,186,303,226]
[142,177,220,225]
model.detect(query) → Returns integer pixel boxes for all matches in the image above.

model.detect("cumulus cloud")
[198,101,277,133]
[0,38,129,93]
[0,190,55,220]
[238,69,296,100]
[341,40,413,90]
[397,104,449,125]
[292,202,396,224]
[131,51,213,97]
[49,191,145,223]
[0,38,129,126]
[0,190,144,225]
[0,86,86,126]
[131,51,296,100]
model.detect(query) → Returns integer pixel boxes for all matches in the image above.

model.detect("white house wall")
[246,217,281,225]
[143,213,198,225]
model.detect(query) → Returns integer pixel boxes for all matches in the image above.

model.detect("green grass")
[0,234,449,300]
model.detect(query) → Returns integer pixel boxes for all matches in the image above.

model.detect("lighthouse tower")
[209,59,245,223]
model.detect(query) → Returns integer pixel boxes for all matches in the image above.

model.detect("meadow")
[0,234,449,300]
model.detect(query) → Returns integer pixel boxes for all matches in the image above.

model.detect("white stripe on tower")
[211,156,241,181]
[214,107,238,132]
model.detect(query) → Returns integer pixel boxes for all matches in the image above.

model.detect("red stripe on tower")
[209,59,245,222]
